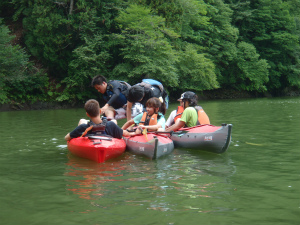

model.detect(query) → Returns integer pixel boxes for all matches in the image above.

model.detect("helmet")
[178,91,198,106]
[178,91,196,101]
[126,85,144,102]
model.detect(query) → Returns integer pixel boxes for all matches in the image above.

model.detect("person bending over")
[91,75,130,120]
[125,79,168,121]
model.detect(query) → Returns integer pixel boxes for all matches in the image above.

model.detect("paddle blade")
[81,125,93,137]
[142,128,148,141]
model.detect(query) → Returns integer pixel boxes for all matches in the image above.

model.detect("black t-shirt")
[139,86,161,106]
[69,121,123,139]
[103,80,128,109]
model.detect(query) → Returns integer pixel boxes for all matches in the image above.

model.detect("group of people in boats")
[64,75,210,141]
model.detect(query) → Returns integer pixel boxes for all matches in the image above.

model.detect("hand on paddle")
[137,126,148,141]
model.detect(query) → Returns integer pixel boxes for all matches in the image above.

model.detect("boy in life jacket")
[65,99,135,141]
[92,75,143,120]
[121,97,166,135]
[165,91,210,132]
[125,79,169,121]
[165,99,185,129]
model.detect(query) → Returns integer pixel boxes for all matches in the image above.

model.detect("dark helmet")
[178,91,198,106]
[126,85,145,102]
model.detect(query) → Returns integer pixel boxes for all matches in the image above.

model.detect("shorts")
[114,103,144,120]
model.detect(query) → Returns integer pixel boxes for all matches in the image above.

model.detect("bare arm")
[121,118,135,130]
[64,133,71,141]
[165,120,185,132]
[101,103,110,114]
[122,129,136,137]
[139,124,162,131]
[126,101,133,121]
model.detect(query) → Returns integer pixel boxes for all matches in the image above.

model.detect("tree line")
[0,0,299,104]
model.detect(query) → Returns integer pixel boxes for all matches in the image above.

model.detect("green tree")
[113,4,180,86]
[226,0,300,92]
[176,43,219,91]
[224,42,269,91]
[57,0,125,102]
[0,19,48,103]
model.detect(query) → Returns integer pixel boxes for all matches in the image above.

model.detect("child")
[165,99,185,129]
[165,91,210,132]
[65,99,135,141]
[121,97,166,134]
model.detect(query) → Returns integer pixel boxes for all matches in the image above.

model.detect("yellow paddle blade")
[245,142,264,146]
[142,128,148,141]
[81,125,93,137]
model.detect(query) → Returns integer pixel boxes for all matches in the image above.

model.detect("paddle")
[81,125,93,137]
[138,127,148,141]
[154,130,189,136]
[87,136,112,141]
[142,128,148,141]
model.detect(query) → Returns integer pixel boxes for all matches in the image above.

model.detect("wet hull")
[171,124,232,153]
[67,136,126,163]
[124,133,174,159]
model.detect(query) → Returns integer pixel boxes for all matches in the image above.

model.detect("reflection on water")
[63,149,237,215]
[1,97,299,225]
[65,154,130,200]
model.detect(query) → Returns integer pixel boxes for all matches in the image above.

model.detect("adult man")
[165,91,210,132]
[91,75,130,119]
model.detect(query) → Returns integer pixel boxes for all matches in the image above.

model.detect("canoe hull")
[124,133,174,159]
[171,124,232,153]
[67,136,126,163]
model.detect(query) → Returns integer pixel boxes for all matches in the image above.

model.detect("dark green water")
[0,97,299,225]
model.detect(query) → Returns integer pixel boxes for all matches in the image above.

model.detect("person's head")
[146,97,166,115]
[178,91,198,108]
[84,99,101,118]
[126,85,145,103]
[91,75,107,94]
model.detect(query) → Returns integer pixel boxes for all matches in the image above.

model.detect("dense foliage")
[0,0,299,104]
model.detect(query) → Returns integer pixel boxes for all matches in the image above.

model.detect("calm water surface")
[0,97,299,225]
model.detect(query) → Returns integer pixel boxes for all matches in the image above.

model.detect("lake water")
[0,97,299,225]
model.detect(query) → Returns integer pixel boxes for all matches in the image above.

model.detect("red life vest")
[174,106,210,125]
[139,112,158,126]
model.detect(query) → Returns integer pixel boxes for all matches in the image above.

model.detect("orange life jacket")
[139,112,158,126]
[195,106,210,125]
[174,106,184,124]
[174,106,210,125]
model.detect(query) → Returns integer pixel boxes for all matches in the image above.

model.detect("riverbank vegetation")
[1,0,299,106]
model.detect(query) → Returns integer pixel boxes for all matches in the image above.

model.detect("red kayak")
[170,124,232,153]
[123,133,174,159]
[67,135,126,163]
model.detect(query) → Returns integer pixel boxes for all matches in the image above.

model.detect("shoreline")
[1,88,299,112]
